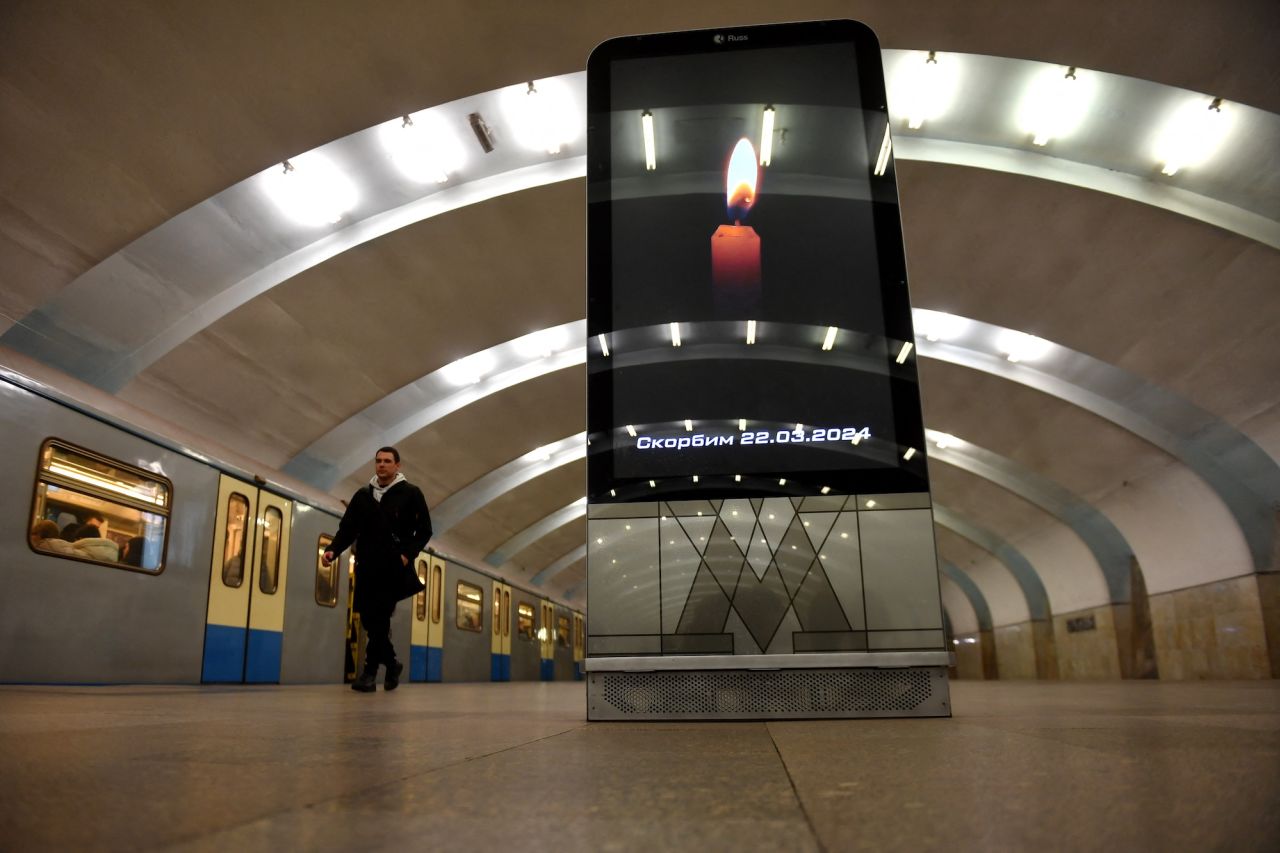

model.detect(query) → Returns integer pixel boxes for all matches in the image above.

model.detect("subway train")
[0,366,584,686]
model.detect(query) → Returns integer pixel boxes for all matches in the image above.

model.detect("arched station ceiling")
[2,2,1278,608]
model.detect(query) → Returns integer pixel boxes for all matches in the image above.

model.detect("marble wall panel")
[1259,572,1280,678]
[994,622,1037,679]
[1052,606,1122,679]
[1032,620,1060,679]
[952,632,984,679]
[1149,574,1271,679]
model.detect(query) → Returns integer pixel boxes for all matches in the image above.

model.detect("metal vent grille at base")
[588,666,950,720]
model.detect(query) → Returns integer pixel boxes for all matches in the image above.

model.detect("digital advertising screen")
[587,20,928,502]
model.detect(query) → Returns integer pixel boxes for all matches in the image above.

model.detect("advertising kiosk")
[585,20,950,719]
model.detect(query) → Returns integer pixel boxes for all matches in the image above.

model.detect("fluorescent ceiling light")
[440,350,495,385]
[1154,96,1230,176]
[760,106,776,166]
[1018,65,1094,146]
[822,326,838,351]
[734,474,741,482]
[692,475,699,482]
[649,480,656,488]
[903,447,917,460]
[625,424,637,437]
[597,333,610,357]
[641,110,656,171]
[684,419,693,431]
[996,329,1052,363]
[915,309,970,342]
[894,50,957,130]
[933,432,957,449]
[379,111,466,183]
[670,322,681,347]
[738,418,746,431]
[746,319,757,345]
[778,478,787,486]
[512,327,569,359]
[896,341,914,363]
[873,123,893,176]
[821,486,831,495]
[504,79,581,155]
[262,152,358,227]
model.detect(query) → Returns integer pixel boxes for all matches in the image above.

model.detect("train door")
[410,555,430,681]
[424,556,445,681]
[202,475,293,683]
[490,580,512,681]
[539,599,556,681]
[573,612,585,680]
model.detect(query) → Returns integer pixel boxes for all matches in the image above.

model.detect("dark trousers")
[360,604,397,673]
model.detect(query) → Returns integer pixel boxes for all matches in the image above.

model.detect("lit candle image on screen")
[711,138,761,314]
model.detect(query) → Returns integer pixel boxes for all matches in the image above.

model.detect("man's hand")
[321,550,335,567]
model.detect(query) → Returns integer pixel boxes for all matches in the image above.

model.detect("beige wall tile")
[994,623,1036,679]
[952,633,984,680]
[1052,606,1121,679]
[1148,575,1271,680]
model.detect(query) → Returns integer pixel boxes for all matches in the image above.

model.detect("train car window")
[503,589,511,638]
[517,602,536,640]
[29,439,172,574]
[430,563,443,624]
[221,493,251,587]
[456,581,483,632]
[257,505,283,594]
[492,586,501,636]
[557,615,570,648]
[315,535,338,607]
[415,560,428,621]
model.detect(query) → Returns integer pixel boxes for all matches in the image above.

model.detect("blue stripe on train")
[490,653,512,681]
[540,659,555,681]
[245,629,283,683]
[202,623,246,683]
[501,654,511,681]
[426,647,443,682]
[410,645,427,682]
[574,661,584,681]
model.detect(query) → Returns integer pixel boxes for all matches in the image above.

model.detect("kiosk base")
[586,654,951,721]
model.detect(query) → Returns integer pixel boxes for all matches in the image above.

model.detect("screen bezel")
[586,19,929,503]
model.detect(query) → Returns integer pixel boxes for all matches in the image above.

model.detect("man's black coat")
[329,480,432,614]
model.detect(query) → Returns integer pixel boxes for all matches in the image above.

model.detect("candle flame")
[725,138,758,219]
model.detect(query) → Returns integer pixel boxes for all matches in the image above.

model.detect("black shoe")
[351,670,377,692]
[384,661,404,691]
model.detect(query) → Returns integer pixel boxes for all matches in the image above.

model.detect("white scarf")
[369,472,406,502]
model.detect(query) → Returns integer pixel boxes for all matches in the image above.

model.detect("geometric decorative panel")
[589,495,944,657]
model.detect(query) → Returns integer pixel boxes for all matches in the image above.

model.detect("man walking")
[323,447,431,692]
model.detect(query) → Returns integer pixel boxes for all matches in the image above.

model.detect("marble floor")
[1,680,1278,851]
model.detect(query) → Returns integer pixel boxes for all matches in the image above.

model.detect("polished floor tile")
[2,680,1277,851]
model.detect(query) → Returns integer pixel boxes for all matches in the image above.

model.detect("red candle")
[712,138,761,314]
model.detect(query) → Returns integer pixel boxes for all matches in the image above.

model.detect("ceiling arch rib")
[925,429,1132,603]
[485,497,587,569]
[933,504,1051,622]
[939,561,994,633]
[289,311,1272,586]
[917,316,1280,572]
[284,320,585,489]
[5,55,1277,393]
[430,433,585,536]
[531,545,588,587]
